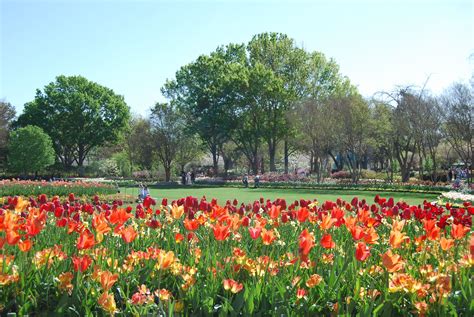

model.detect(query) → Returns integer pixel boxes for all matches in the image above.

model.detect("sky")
[1,0,473,116]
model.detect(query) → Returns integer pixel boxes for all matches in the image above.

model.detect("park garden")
[0,32,473,316]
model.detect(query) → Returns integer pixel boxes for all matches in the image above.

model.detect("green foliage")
[112,151,132,177]
[16,75,130,168]
[0,100,16,170]
[7,125,55,174]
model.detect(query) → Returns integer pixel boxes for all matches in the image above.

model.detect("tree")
[415,95,442,182]
[332,93,372,184]
[150,102,186,182]
[7,125,55,175]
[292,52,355,180]
[162,45,245,175]
[230,63,272,174]
[369,101,395,181]
[247,33,307,172]
[175,134,203,171]
[125,116,154,173]
[16,75,130,170]
[377,88,422,182]
[0,100,16,168]
[440,82,473,183]
[293,97,336,182]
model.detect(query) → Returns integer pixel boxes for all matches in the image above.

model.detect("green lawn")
[120,186,439,206]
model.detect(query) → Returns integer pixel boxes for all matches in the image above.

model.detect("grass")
[119,185,439,205]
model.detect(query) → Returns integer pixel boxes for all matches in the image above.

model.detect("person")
[186,171,191,185]
[181,171,186,185]
[191,171,196,184]
[242,174,249,188]
[254,174,260,188]
[137,183,144,201]
[142,185,149,198]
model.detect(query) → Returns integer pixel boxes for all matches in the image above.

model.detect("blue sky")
[1,0,473,116]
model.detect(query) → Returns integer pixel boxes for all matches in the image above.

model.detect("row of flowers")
[0,179,116,198]
[0,193,472,315]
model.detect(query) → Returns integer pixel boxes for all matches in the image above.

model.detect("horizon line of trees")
[0,32,472,184]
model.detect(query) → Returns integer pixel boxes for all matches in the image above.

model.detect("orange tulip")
[184,218,199,231]
[72,255,92,272]
[391,219,406,232]
[261,228,276,245]
[423,219,440,241]
[93,213,111,235]
[154,250,175,270]
[268,205,281,219]
[98,292,117,314]
[100,270,119,291]
[306,274,323,288]
[175,233,184,243]
[171,204,184,219]
[355,242,370,261]
[320,213,336,230]
[6,230,20,245]
[389,230,408,249]
[296,207,309,223]
[109,208,132,226]
[25,217,44,237]
[350,226,366,241]
[18,239,32,252]
[223,279,243,293]
[58,272,74,294]
[440,237,455,251]
[381,250,404,273]
[363,227,379,245]
[298,229,314,256]
[320,234,335,249]
[121,226,138,243]
[77,229,95,250]
[451,223,469,240]
[212,222,231,241]
[344,216,357,230]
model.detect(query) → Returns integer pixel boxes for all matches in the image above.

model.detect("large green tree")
[440,82,473,183]
[0,100,16,168]
[8,125,55,175]
[293,52,355,179]
[150,102,188,182]
[247,33,307,172]
[125,116,155,173]
[162,45,245,175]
[16,75,130,169]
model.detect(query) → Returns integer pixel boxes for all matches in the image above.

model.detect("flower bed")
[194,179,451,194]
[0,179,117,197]
[0,194,472,315]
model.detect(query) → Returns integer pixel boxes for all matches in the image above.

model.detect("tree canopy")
[16,75,130,169]
[8,125,55,174]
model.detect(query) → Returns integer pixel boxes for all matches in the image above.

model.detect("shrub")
[330,170,351,179]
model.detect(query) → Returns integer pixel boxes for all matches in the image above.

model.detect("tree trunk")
[164,165,171,182]
[212,146,219,176]
[284,139,289,174]
[268,140,276,172]
[251,158,259,175]
[400,166,410,183]
[328,151,343,171]
[223,156,233,176]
